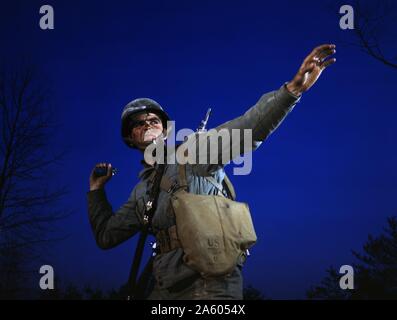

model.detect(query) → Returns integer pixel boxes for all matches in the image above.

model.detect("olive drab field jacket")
[87,84,300,294]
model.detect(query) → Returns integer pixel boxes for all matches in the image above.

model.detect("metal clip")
[150,241,158,256]
[145,200,153,211]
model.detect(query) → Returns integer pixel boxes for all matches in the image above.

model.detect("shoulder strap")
[127,164,165,299]
[144,164,166,225]
[223,174,236,200]
[177,164,188,190]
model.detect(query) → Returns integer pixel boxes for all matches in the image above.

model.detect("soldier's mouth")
[143,129,161,141]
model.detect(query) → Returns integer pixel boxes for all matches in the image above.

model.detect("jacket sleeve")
[187,83,301,174]
[87,188,142,249]
[215,83,300,149]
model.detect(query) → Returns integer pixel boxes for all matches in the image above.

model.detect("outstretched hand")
[286,44,336,96]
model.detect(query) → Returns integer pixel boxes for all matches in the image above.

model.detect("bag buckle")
[145,200,153,211]
[143,200,152,225]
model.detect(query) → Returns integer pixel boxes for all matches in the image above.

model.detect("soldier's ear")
[127,132,138,148]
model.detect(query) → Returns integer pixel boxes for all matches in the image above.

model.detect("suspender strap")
[223,174,236,200]
[127,164,165,299]
[177,164,188,190]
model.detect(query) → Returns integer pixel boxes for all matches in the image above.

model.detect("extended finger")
[320,57,336,69]
[313,44,336,55]
[317,48,336,61]
[305,44,336,63]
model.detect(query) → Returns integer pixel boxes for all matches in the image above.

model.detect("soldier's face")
[129,112,164,150]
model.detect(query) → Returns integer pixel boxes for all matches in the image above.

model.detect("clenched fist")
[89,163,113,191]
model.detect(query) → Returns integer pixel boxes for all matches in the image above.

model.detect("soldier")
[87,44,336,299]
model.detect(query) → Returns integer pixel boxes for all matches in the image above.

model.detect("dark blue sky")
[1,0,396,298]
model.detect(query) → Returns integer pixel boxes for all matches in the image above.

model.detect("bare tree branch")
[352,0,397,69]
[0,64,69,298]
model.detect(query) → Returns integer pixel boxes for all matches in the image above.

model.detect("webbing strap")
[127,164,165,299]
[177,164,188,190]
[223,174,236,200]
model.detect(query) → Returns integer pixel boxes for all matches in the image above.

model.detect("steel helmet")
[121,98,170,148]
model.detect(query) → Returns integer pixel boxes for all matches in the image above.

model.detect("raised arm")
[187,44,336,174]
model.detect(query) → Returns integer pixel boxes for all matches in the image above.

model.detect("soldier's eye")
[149,118,161,126]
